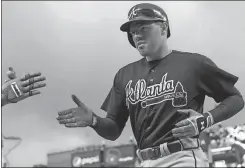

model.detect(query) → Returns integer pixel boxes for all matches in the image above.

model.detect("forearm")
[90,115,120,141]
[209,95,244,124]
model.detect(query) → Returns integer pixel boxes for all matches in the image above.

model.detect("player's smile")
[137,40,147,46]
[136,41,147,49]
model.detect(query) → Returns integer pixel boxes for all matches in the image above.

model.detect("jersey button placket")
[145,106,153,133]
[149,68,155,84]
[146,69,154,135]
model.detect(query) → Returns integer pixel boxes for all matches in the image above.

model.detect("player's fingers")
[58,109,73,116]
[56,113,73,120]
[20,73,30,81]
[22,76,46,87]
[12,90,40,102]
[23,83,46,93]
[59,118,76,124]
[20,72,42,81]
[173,132,194,138]
[172,133,187,138]
[28,90,40,97]
[24,77,35,86]
[30,83,46,90]
[183,130,195,137]
[175,119,190,128]
[22,90,41,99]
[71,94,87,108]
[172,125,192,134]
[65,123,79,128]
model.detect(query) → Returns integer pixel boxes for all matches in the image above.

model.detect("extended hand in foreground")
[57,95,94,128]
[1,67,46,106]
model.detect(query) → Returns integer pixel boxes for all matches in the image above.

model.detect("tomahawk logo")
[125,73,187,108]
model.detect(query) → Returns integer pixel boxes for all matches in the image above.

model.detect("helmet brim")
[120,17,164,32]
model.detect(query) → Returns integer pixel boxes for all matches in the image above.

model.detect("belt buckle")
[147,147,159,160]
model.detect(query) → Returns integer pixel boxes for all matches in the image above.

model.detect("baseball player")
[1,67,46,107]
[57,3,244,167]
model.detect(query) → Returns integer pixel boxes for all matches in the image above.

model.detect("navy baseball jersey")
[101,50,238,149]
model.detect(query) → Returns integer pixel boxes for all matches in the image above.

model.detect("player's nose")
[134,34,145,44]
[134,33,144,40]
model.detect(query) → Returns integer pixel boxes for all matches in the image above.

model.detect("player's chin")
[137,46,150,56]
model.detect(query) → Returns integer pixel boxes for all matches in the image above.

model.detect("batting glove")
[2,67,46,105]
[172,109,214,138]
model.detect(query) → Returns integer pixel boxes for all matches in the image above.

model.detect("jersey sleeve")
[100,70,129,132]
[198,56,239,103]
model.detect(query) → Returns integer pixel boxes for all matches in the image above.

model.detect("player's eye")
[141,26,150,32]
[129,31,137,36]
[129,25,151,36]
[138,26,152,35]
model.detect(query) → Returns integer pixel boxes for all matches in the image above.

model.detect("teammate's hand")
[172,109,213,138]
[1,67,46,105]
[56,95,94,128]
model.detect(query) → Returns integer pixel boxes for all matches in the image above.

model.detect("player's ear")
[160,22,168,36]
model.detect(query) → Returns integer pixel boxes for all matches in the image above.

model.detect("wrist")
[196,112,214,133]
[90,113,98,128]
[203,111,214,127]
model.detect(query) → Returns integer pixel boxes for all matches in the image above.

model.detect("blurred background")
[1,1,245,167]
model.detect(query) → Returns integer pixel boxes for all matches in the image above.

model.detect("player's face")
[129,21,166,56]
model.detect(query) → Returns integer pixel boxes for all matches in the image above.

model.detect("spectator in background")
[200,131,213,166]
[207,124,245,167]
[210,139,218,149]
[234,126,245,143]
[232,143,245,167]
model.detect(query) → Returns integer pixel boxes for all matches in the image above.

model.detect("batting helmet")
[120,3,171,48]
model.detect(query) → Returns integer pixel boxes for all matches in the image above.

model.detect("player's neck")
[146,43,171,62]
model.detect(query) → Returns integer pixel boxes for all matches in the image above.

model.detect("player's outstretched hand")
[56,95,94,128]
[1,67,46,106]
[172,109,213,138]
